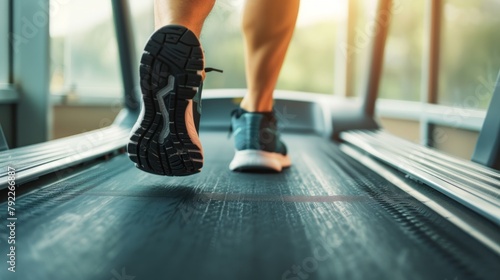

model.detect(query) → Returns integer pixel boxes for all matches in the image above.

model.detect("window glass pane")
[202,0,343,94]
[278,1,343,94]
[0,0,9,85]
[379,1,424,101]
[50,0,345,97]
[50,0,122,97]
[202,2,246,89]
[130,0,154,81]
[351,1,425,101]
[438,0,500,109]
[352,0,379,97]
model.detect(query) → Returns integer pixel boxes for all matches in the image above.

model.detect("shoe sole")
[229,150,292,172]
[128,25,204,176]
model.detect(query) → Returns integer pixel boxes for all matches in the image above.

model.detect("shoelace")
[199,66,228,135]
[204,67,223,73]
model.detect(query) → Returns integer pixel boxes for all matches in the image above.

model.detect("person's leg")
[240,0,300,112]
[154,0,215,37]
[128,0,215,176]
[229,0,299,172]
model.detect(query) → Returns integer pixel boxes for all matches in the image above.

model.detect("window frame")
[0,0,9,86]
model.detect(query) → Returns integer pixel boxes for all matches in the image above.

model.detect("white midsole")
[229,150,291,171]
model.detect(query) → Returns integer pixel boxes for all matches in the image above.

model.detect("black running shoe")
[128,25,205,176]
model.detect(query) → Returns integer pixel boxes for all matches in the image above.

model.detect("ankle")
[239,99,273,113]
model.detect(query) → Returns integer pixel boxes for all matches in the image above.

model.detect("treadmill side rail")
[0,125,130,189]
[341,130,500,226]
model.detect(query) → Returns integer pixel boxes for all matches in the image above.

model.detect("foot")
[229,108,291,172]
[128,25,204,176]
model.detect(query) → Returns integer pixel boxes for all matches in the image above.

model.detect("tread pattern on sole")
[128,25,204,176]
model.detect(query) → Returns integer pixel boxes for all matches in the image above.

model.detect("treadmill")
[1,0,499,279]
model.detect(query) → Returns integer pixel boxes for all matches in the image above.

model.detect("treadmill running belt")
[1,132,498,280]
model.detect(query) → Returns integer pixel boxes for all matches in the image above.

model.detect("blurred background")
[1,0,500,158]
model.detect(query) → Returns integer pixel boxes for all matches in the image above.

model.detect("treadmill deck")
[1,132,498,279]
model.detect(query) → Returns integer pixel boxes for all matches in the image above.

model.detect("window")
[201,2,247,90]
[438,0,500,109]
[379,1,424,101]
[278,1,343,94]
[49,0,154,139]
[48,0,500,105]
[202,0,343,94]
[130,1,155,77]
[50,0,121,97]
[349,0,425,101]
[50,0,153,99]
[49,0,344,97]
[351,0,379,98]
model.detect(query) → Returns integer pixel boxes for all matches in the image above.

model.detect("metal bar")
[420,0,442,146]
[376,99,486,131]
[427,0,441,104]
[362,0,393,117]
[12,0,50,147]
[344,0,358,97]
[472,70,500,170]
[111,0,140,112]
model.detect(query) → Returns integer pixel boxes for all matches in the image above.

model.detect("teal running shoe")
[229,108,291,172]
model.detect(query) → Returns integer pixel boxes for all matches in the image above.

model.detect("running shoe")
[229,108,291,172]
[128,25,207,176]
